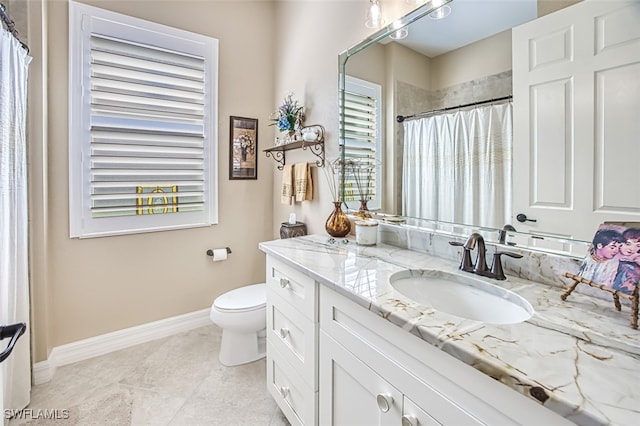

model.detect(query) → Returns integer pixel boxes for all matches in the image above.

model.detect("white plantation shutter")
[341,76,381,210]
[69,2,218,237]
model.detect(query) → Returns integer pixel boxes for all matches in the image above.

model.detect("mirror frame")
[337,0,590,257]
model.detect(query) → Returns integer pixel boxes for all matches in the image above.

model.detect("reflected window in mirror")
[341,76,382,211]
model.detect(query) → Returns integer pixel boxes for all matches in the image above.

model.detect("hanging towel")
[281,164,294,205]
[294,162,313,202]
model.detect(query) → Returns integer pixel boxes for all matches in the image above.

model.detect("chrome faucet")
[449,233,522,280]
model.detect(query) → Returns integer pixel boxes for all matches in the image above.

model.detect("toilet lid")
[214,283,266,312]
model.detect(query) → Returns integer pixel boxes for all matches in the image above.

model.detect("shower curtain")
[1,27,32,414]
[402,102,512,229]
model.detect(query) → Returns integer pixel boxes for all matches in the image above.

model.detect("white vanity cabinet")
[264,255,572,426]
[265,256,318,426]
[318,286,573,426]
[320,332,440,426]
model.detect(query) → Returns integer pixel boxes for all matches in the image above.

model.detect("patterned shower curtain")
[402,102,513,229]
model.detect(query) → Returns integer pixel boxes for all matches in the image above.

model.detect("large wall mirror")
[339,0,595,255]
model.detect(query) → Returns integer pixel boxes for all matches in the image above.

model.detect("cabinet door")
[513,0,640,241]
[319,331,402,426]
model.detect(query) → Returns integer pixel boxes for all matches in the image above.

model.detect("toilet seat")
[213,283,266,313]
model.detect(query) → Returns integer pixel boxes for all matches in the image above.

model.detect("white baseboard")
[32,308,211,385]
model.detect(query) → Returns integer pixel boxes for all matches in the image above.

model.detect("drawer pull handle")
[279,328,290,339]
[401,415,418,426]
[279,386,290,398]
[279,278,290,288]
[376,394,393,413]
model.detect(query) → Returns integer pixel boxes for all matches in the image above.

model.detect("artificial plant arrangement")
[322,158,351,238]
[271,93,305,142]
[344,157,376,219]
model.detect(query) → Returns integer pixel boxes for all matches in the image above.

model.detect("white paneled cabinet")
[318,286,533,426]
[320,332,440,426]
[265,256,318,426]
[320,332,403,426]
[265,256,572,426]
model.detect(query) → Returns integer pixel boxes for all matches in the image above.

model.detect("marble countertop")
[259,235,640,426]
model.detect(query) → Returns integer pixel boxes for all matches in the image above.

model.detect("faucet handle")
[449,241,473,271]
[495,251,523,259]
[490,251,523,280]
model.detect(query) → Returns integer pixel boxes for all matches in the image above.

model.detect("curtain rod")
[0,3,29,52]
[396,95,512,123]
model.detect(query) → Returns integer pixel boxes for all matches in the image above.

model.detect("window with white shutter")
[69,1,218,238]
[341,76,382,211]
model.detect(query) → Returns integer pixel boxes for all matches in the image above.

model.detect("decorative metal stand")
[561,272,639,329]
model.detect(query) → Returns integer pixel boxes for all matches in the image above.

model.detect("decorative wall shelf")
[264,140,325,170]
[264,125,326,170]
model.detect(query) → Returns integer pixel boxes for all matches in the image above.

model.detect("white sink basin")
[389,269,534,324]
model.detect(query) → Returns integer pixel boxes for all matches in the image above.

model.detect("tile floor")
[9,325,289,426]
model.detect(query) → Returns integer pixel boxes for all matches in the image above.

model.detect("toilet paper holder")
[206,247,232,257]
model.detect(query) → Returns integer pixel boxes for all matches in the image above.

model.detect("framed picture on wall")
[229,116,258,180]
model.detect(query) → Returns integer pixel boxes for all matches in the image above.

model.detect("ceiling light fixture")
[365,0,383,28]
[429,5,451,19]
[388,22,409,40]
[389,27,409,40]
[429,0,451,20]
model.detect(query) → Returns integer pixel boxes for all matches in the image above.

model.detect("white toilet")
[210,283,267,366]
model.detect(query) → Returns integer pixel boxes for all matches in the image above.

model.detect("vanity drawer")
[266,257,317,320]
[267,341,318,426]
[267,289,317,387]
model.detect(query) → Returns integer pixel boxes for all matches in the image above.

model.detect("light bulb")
[389,28,409,40]
[389,22,409,40]
[365,0,383,28]
[429,4,451,20]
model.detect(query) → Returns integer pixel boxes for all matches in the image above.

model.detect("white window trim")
[68,1,218,238]
[343,75,382,211]
[69,1,218,238]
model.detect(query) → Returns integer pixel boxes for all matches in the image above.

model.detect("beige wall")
[538,0,582,17]
[25,0,396,363]
[345,43,386,87]
[430,29,512,90]
[21,0,581,363]
[429,0,583,89]
[384,43,431,213]
[28,0,276,362]
[270,1,380,237]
